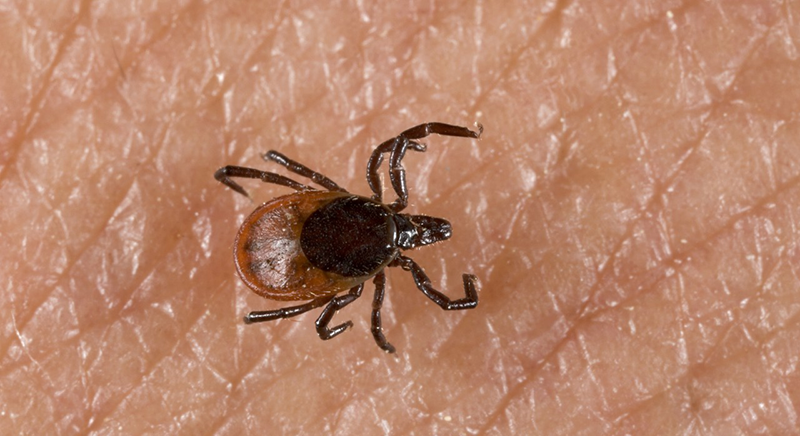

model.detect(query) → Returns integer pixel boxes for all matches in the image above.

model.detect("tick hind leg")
[315,284,364,340]
[244,295,334,324]
[393,255,478,310]
[367,122,483,211]
[264,150,347,192]
[214,165,313,199]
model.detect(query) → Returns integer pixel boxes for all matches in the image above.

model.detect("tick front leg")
[214,165,313,199]
[367,122,483,212]
[315,284,364,340]
[370,271,396,353]
[393,125,483,209]
[366,138,425,204]
[398,122,483,142]
[394,255,479,310]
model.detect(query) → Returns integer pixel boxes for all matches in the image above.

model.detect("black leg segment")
[215,165,313,198]
[315,284,364,340]
[264,150,347,192]
[397,122,483,141]
[394,255,478,310]
[244,295,333,324]
[366,122,482,212]
[366,138,425,205]
[370,271,396,353]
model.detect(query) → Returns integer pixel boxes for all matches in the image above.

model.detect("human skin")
[2,0,799,434]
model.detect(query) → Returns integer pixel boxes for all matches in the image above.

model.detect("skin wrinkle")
[82,287,209,434]
[0,0,92,181]
[148,333,276,436]
[468,0,693,118]
[614,308,800,433]
[469,0,569,112]
[472,138,800,433]
[469,73,693,349]
[5,0,194,173]
[395,354,495,436]
[196,351,348,434]
[510,166,800,409]
[3,0,799,434]
[0,119,171,366]
[575,8,774,318]
[320,5,464,140]
[609,251,795,428]
[7,150,184,427]
[1,0,211,359]
[624,109,658,190]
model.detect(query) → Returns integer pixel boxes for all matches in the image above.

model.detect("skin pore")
[2,0,799,434]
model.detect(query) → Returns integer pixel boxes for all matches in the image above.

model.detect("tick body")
[215,122,483,353]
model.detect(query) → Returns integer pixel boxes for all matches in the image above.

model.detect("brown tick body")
[215,122,482,353]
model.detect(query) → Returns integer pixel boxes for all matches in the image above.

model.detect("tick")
[214,122,483,353]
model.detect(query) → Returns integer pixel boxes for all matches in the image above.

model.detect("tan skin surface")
[1,0,799,434]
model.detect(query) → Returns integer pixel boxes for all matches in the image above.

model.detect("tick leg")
[370,271,396,353]
[315,284,364,340]
[397,122,483,141]
[244,295,333,324]
[264,150,347,192]
[366,122,482,212]
[214,165,313,199]
[366,139,393,201]
[367,138,425,203]
[394,255,479,310]
[384,137,421,212]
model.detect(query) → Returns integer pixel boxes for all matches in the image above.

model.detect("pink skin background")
[2,0,800,434]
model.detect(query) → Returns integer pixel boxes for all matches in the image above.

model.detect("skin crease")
[1,0,799,434]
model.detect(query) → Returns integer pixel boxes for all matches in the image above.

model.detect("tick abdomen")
[234,191,366,301]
